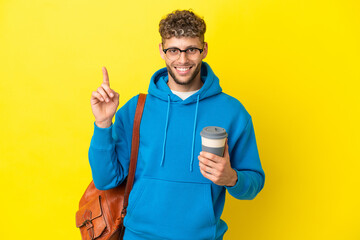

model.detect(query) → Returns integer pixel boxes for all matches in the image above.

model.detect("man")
[89,9,265,240]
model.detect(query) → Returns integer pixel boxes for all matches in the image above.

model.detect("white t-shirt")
[171,89,200,100]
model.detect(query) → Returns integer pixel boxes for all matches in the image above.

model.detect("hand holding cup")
[198,127,237,187]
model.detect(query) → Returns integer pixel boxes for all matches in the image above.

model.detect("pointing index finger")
[102,66,110,87]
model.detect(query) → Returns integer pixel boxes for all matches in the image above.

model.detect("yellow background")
[1,0,359,239]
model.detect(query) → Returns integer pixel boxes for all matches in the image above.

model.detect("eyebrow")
[165,45,200,49]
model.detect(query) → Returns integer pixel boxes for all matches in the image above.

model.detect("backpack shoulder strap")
[122,93,147,216]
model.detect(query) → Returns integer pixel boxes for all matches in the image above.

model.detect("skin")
[198,139,237,187]
[90,66,119,128]
[159,37,207,92]
[90,36,237,187]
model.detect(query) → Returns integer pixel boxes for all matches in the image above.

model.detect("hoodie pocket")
[124,178,216,240]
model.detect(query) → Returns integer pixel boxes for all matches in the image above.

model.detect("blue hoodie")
[88,61,265,240]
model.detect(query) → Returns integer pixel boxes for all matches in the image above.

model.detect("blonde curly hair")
[159,9,206,43]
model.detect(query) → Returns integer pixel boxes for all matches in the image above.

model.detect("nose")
[177,51,188,63]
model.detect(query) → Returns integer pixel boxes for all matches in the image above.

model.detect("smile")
[175,66,192,74]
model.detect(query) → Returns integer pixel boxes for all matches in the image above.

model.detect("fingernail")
[110,93,114,97]
[106,98,109,102]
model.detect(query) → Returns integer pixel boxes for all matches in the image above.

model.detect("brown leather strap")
[121,93,146,217]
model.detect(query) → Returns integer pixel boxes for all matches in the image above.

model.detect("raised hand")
[90,67,120,128]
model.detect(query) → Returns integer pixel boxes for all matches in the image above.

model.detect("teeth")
[177,67,190,72]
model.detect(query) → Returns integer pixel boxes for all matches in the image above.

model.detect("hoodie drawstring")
[160,94,200,172]
[190,95,200,172]
[160,94,171,167]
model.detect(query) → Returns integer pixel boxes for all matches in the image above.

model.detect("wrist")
[226,169,238,187]
[95,119,112,128]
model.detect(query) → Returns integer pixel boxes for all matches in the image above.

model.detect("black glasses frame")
[162,47,204,55]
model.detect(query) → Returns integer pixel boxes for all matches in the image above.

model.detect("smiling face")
[159,37,208,91]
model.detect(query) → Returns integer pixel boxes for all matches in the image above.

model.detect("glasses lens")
[166,48,180,60]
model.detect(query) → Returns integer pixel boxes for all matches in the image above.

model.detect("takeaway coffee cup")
[200,126,228,157]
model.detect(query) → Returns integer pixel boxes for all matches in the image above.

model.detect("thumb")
[223,138,229,159]
[113,92,120,105]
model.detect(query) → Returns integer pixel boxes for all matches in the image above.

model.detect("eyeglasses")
[162,47,204,61]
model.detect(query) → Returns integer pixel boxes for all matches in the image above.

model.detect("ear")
[159,43,165,60]
[202,42,208,59]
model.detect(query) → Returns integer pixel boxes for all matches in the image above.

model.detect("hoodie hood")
[147,61,223,172]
